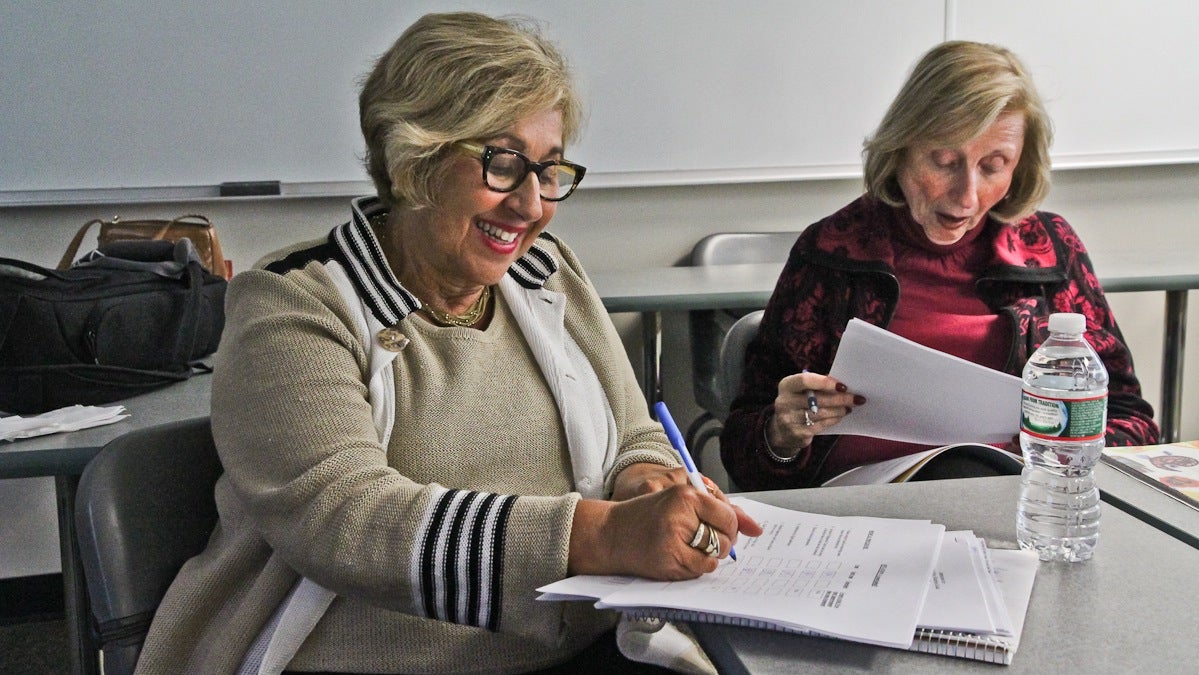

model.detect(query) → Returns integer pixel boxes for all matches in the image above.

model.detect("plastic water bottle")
[1017,312,1107,562]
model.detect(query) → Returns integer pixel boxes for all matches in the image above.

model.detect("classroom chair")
[74,416,221,675]
[686,232,797,460]
[711,310,765,490]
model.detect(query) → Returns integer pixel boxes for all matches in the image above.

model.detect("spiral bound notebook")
[619,547,1037,665]
[539,499,1039,665]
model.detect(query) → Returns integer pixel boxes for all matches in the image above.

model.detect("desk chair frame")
[686,232,797,462]
[74,416,221,675]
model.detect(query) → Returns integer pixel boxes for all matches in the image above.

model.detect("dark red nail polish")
[835,383,848,393]
[853,395,866,405]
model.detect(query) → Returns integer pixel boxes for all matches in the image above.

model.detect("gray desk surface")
[1097,460,1199,548]
[589,256,1199,313]
[1090,250,1199,293]
[593,262,783,313]
[0,374,212,479]
[697,477,1197,674]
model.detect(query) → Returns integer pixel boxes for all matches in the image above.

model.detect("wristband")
[763,413,800,464]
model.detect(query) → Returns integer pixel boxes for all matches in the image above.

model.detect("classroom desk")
[590,256,1198,441]
[592,262,781,409]
[1092,250,1197,443]
[0,375,212,675]
[694,476,1198,673]
[1096,459,1199,549]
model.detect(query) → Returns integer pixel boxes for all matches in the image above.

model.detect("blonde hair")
[360,12,584,209]
[863,41,1052,222]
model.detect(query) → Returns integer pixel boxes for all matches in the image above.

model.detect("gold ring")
[803,410,815,427]
[689,522,708,549]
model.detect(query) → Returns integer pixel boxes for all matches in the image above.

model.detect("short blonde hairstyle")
[360,12,584,209]
[863,41,1053,222]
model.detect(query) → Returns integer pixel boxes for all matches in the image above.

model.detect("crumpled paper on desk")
[0,405,129,441]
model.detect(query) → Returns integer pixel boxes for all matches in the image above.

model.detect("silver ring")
[704,526,721,558]
[803,410,816,426]
[690,522,708,549]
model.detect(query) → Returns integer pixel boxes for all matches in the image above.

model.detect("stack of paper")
[539,498,1038,665]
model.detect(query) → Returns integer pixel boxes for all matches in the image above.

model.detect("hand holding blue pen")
[654,401,737,561]
[801,369,819,415]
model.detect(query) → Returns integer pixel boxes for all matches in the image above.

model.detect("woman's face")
[897,112,1025,245]
[408,108,563,290]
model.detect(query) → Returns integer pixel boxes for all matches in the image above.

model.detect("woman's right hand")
[767,371,865,460]
[569,483,762,581]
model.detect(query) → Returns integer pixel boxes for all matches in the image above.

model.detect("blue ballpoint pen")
[654,401,737,561]
[801,369,818,414]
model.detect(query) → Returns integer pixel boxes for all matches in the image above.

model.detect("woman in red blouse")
[720,41,1159,491]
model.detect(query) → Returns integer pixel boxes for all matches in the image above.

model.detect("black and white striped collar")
[332,196,559,327]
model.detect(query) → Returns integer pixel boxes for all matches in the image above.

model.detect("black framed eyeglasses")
[455,141,586,202]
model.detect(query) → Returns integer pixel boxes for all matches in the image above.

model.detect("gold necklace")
[420,285,491,327]
[370,211,491,328]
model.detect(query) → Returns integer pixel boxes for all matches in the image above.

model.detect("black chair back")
[74,416,221,675]
[686,232,798,454]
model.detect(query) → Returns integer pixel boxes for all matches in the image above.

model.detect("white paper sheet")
[972,539,1015,636]
[0,404,128,441]
[541,498,945,649]
[822,319,1022,444]
[919,532,1000,635]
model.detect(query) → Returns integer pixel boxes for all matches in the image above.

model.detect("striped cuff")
[411,487,517,631]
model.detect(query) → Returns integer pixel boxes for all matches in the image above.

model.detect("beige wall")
[2,163,1196,576]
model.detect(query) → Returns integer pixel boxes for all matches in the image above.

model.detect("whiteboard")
[1,0,1195,206]
[952,0,1199,168]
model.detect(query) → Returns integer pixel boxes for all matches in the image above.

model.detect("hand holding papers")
[822,319,1022,445]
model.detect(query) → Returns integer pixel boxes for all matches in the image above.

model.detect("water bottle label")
[1020,390,1107,441]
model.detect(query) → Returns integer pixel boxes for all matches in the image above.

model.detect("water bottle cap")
[1048,312,1085,334]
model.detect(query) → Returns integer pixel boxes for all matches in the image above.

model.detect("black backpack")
[0,239,226,414]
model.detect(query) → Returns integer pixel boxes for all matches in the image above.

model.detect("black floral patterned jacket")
[721,196,1159,491]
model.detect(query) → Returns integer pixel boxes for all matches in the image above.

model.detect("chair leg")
[684,412,715,457]
[694,424,725,473]
[56,474,100,675]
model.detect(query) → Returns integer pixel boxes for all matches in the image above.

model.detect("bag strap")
[170,214,213,227]
[166,261,206,367]
[166,214,226,279]
[0,256,63,279]
[57,215,215,271]
[58,218,106,270]
[151,214,214,240]
[2,364,193,414]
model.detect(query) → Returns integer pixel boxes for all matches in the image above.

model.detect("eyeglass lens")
[485,149,580,200]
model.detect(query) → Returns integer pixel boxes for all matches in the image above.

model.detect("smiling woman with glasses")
[134,11,758,675]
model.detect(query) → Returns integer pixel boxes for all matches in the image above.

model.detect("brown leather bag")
[59,214,230,279]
